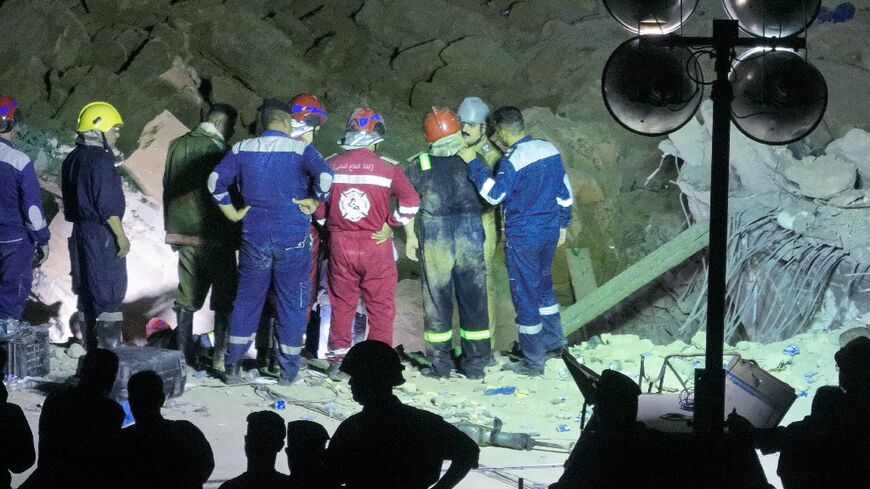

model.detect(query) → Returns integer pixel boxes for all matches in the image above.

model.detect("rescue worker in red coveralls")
[0,96,50,328]
[314,108,420,381]
[210,98,334,385]
[405,107,492,379]
[254,93,329,376]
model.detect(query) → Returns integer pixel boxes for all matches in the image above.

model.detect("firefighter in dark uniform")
[405,107,491,379]
[61,101,129,350]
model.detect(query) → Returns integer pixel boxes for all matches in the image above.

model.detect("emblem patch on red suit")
[339,188,371,222]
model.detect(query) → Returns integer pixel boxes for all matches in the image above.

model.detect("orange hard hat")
[423,107,461,143]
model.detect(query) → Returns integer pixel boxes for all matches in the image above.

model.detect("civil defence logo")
[339,188,371,222]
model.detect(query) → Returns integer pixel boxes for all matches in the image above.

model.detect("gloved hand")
[558,228,567,247]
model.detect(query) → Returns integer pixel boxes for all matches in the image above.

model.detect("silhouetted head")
[205,103,237,141]
[340,340,405,405]
[835,336,870,396]
[78,349,119,396]
[128,370,166,421]
[245,410,286,459]
[286,420,329,469]
[595,369,641,429]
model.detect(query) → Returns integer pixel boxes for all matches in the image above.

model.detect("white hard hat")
[457,96,490,125]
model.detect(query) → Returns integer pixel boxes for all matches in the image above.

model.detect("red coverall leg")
[327,233,397,353]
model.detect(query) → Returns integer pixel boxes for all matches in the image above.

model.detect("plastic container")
[1,326,50,381]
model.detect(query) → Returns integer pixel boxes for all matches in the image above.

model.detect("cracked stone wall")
[2,0,869,317]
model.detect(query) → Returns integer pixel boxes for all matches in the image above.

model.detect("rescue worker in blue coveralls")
[405,107,491,379]
[210,98,334,385]
[459,106,573,376]
[61,101,130,351]
[0,95,50,327]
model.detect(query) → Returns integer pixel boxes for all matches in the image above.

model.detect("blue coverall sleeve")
[301,144,333,201]
[93,156,125,222]
[556,166,573,228]
[18,159,50,244]
[467,156,515,205]
[209,149,239,205]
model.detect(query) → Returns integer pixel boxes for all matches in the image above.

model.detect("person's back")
[285,420,329,489]
[325,341,479,489]
[0,348,35,489]
[61,144,124,224]
[550,370,650,489]
[163,114,235,245]
[120,370,213,489]
[217,130,326,236]
[121,418,214,489]
[328,396,479,489]
[321,148,415,234]
[219,411,290,489]
[29,349,124,489]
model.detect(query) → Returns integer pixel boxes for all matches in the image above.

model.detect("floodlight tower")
[602,0,827,435]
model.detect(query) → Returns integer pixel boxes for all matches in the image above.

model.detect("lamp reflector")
[602,37,704,137]
[730,48,827,145]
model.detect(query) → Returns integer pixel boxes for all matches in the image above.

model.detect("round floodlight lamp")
[604,0,699,35]
[602,37,704,137]
[723,0,821,38]
[730,48,827,145]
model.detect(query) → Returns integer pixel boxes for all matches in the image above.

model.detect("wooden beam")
[562,220,710,336]
[566,247,597,301]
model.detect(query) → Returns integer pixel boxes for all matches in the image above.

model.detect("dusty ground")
[9,321,851,488]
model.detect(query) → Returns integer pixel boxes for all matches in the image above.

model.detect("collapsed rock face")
[3,0,870,317]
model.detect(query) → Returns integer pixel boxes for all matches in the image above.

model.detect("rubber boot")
[174,306,198,367]
[95,320,122,350]
[223,362,243,385]
[211,310,230,373]
[256,315,279,377]
[84,314,99,352]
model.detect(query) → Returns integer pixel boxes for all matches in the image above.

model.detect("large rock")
[124,111,190,199]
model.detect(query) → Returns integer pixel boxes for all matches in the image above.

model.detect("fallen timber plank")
[562,220,710,336]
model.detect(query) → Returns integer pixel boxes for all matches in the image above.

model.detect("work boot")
[173,306,199,368]
[211,310,230,372]
[327,361,349,382]
[223,362,243,385]
[256,316,279,377]
[501,360,544,377]
[84,315,99,352]
[95,320,122,350]
[277,372,298,386]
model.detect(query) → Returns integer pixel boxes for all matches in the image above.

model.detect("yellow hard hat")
[76,101,123,133]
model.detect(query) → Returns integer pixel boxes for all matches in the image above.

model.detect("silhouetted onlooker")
[286,420,329,488]
[0,348,35,489]
[119,370,214,489]
[731,336,870,489]
[550,369,650,489]
[24,348,124,489]
[219,410,290,489]
[324,340,479,489]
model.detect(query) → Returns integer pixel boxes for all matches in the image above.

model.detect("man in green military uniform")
[457,97,502,340]
[163,104,238,369]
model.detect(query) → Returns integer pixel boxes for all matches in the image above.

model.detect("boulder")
[124,110,190,199]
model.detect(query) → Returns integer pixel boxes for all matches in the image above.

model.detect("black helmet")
[339,340,405,387]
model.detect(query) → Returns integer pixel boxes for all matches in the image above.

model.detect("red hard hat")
[346,107,386,136]
[0,96,18,122]
[290,93,328,127]
[423,107,461,143]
